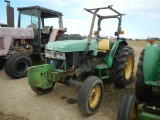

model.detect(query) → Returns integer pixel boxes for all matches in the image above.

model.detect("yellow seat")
[98,39,110,51]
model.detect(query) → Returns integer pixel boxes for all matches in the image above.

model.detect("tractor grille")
[0,37,4,49]
[45,50,66,60]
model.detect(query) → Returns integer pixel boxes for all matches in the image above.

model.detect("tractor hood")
[45,39,98,53]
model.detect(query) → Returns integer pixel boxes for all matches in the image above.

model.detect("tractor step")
[101,76,109,79]
[93,64,109,80]
[93,64,108,69]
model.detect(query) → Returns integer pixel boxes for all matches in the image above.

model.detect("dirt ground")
[0,46,143,120]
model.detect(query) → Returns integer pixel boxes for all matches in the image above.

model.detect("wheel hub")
[125,55,133,80]
[131,104,136,119]
[89,85,101,108]
[16,61,28,74]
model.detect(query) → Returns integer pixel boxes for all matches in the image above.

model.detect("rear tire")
[135,49,153,102]
[111,46,134,88]
[78,76,103,116]
[56,34,83,41]
[31,83,55,95]
[70,34,83,40]
[56,34,70,40]
[117,94,137,120]
[4,54,32,79]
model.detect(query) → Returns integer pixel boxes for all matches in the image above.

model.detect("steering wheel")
[31,20,38,24]
[97,35,103,41]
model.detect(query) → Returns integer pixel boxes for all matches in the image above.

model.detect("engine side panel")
[0,27,34,56]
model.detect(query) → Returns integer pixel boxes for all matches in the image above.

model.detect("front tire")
[4,54,32,79]
[31,83,55,95]
[117,94,137,120]
[78,76,103,116]
[111,46,134,88]
[135,49,152,102]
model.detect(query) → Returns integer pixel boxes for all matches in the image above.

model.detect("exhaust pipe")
[5,0,14,27]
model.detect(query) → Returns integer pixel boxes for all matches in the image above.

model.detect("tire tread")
[111,46,135,87]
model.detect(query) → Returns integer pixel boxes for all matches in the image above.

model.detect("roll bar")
[84,5,125,54]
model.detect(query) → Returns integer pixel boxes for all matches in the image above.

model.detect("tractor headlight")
[56,53,64,59]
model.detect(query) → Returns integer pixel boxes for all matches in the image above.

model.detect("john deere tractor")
[118,39,160,120]
[27,6,135,116]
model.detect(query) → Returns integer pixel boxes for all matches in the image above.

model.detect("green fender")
[105,40,127,68]
[143,44,160,87]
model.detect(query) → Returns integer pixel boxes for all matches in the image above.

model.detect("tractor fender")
[49,28,67,42]
[107,40,127,68]
[143,44,160,86]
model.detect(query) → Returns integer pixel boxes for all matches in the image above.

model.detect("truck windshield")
[19,9,38,28]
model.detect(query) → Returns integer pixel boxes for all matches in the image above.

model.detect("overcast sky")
[0,0,160,39]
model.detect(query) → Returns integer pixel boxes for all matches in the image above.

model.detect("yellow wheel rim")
[125,55,133,79]
[89,85,101,108]
[131,103,136,119]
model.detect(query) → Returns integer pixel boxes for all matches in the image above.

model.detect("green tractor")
[27,5,135,116]
[118,39,160,120]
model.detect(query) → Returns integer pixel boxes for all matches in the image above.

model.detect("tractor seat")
[98,39,110,51]
[41,26,51,34]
